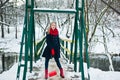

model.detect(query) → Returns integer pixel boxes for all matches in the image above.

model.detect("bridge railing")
[34,37,46,61]
[34,37,74,62]
[60,38,75,63]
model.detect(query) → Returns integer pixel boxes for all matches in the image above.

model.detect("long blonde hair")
[47,22,56,34]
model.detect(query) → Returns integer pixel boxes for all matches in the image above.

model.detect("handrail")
[60,43,72,54]
[33,8,76,14]
[59,38,74,63]
[35,36,46,61]
[60,38,74,43]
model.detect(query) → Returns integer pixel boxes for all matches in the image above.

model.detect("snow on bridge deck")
[28,58,81,80]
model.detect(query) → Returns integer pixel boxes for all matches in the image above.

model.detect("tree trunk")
[8,22,10,34]
[15,9,17,39]
[102,26,114,71]
[1,15,5,38]
[84,0,89,62]
[2,54,5,71]
[15,26,17,39]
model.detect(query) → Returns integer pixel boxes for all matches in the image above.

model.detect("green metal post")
[33,11,36,63]
[29,0,34,73]
[23,0,29,79]
[78,26,85,80]
[78,0,88,80]
[81,0,90,69]
[74,0,79,72]
[83,19,90,80]
[73,22,78,72]
[16,16,26,79]
[70,31,75,63]
[82,0,90,79]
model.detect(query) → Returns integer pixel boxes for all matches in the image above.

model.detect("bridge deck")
[28,58,81,80]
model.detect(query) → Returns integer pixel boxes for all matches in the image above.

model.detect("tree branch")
[0,0,9,8]
[0,21,9,26]
[101,0,120,15]
[88,0,113,43]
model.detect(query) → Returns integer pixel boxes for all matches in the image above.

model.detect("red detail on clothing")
[49,70,57,77]
[51,48,55,56]
[50,28,58,36]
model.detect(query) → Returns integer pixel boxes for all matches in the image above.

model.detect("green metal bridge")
[16,0,90,80]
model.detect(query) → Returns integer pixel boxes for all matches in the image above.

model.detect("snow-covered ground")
[0,60,120,80]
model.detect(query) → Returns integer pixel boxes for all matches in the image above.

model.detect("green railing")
[60,38,74,61]
[60,36,90,80]
[34,37,46,61]
[60,38,80,70]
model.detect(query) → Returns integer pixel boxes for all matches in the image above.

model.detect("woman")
[42,22,64,79]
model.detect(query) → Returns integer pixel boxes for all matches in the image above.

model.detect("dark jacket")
[42,34,60,59]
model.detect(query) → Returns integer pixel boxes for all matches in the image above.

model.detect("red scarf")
[50,28,58,36]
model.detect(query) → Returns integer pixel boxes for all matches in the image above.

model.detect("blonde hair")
[47,22,56,34]
[50,22,56,27]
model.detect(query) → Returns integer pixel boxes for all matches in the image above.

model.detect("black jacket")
[42,34,60,59]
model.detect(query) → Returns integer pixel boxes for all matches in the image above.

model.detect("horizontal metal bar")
[33,8,76,14]
[20,64,25,67]
[79,8,82,11]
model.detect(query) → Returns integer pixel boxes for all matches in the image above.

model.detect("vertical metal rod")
[82,0,90,79]
[23,0,29,80]
[66,41,68,58]
[29,0,34,73]
[70,33,74,63]
[74,0,79,72]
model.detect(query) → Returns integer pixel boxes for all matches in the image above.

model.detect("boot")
[45,69,48,79]
[60,68,65,78]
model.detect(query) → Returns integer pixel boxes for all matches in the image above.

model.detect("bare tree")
[0,0,7,38]
[0,0,9,8]
[101,0,120,15]
[0,0,12,38]
[84,0,120,64]
[0,0,22,38]
[88,0,114,43]
[102,25,114,71]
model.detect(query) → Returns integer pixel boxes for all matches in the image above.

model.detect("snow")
[0,61,120,80]
[89,68,120,80]
[0,63,18,80]
[34,8,76,11]
[0,25,23,53]
[9,0,24,6]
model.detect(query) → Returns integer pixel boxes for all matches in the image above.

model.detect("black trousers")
[45,57,62,69]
